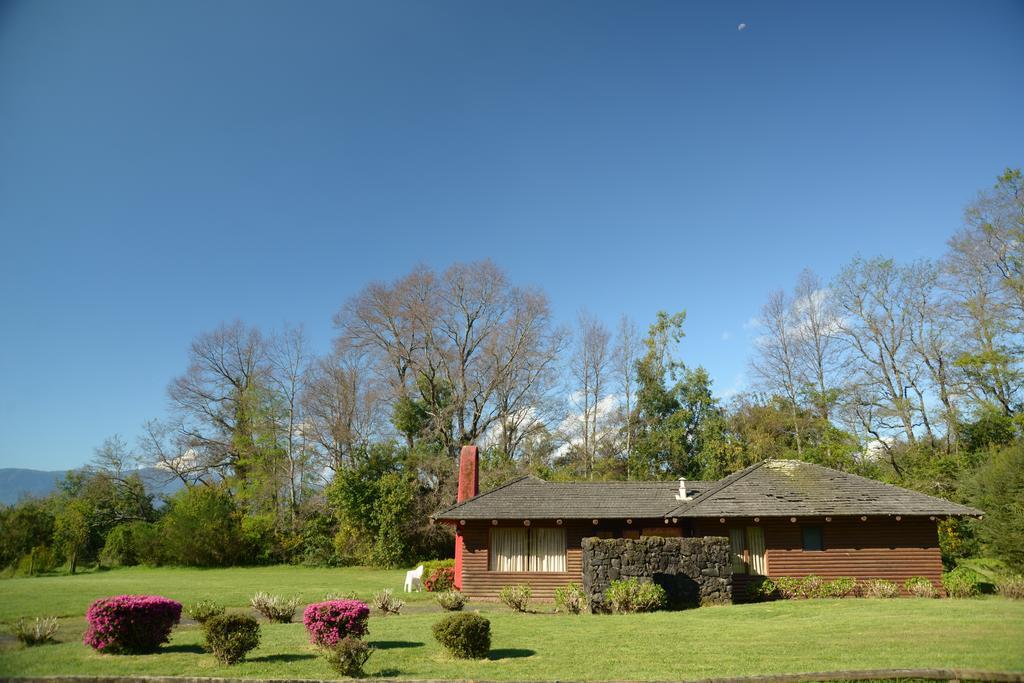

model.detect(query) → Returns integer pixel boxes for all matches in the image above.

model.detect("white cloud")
[721,330,732,341]
[742,316,761,330]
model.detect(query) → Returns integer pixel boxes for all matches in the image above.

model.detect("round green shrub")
[435,590,467,611]
[745,577,778,602]
[187,600,226,624]
[498,584,531,612]
[819,577,858,598]
[203,614,261,665]
[861,579,900,598]
[605,577,667,613]
[554,583,585,614]
[321,636,373,677]
[943,567,982,598]
[432,612,491,659]
[905,576,938,598]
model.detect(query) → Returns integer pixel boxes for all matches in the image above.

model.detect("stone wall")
[581,536,732,611]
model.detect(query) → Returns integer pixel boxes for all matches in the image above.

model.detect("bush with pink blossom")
[302,600,370,647]
[83,595,182,654]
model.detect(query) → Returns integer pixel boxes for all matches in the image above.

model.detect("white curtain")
[489,528,528,572]
[528,528,567,572]
[746,526,766,575]
[729,528,747,574]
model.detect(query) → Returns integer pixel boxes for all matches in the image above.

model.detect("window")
[489,527,566,572]
[801,526,823,551]
[729,526,767,575]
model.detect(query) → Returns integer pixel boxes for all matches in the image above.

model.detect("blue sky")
[1,0,1022,470]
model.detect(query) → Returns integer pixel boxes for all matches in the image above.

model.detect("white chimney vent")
[674,477,691,501]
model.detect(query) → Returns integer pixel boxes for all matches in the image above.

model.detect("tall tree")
[613,315,641,477]
[568,312,612,479]
[750,289,805,455]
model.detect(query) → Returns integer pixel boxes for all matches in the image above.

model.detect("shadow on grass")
[370,640,424,650]
[489,648,535,660]
[162,644,206,654]
[248,653,318,663]
[375,669,405,677]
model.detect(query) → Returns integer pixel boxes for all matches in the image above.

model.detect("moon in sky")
[738,23,747,31]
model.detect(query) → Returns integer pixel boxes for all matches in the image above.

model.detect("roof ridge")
[664,459,769,517]
[431,474,535,520]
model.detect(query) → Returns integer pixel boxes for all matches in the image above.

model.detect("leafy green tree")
[160,485,246,566]
[631,311,726,479]
[0,500,55,569]
[968,442,1024,572]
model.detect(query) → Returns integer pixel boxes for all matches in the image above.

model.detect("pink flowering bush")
[303,600,369,647]
[84,595,182,654]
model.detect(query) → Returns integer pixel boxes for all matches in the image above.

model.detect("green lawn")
[0,566,1022,680]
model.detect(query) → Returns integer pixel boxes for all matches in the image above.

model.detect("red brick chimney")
[453,444,479,590]
[457,444,479,502]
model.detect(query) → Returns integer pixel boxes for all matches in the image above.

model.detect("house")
[433,446,983,600]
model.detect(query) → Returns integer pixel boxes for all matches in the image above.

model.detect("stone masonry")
[581,536,732,612]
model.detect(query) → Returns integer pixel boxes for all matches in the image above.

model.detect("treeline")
[1,169,1022,576]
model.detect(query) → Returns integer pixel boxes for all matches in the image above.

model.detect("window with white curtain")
[489,527,566,572]
[729,526,767,575]
[529,528,567,572]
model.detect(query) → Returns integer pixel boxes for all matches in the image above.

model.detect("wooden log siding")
[693,516,944,590]
[458,518,676,600]
[457,515,944,600]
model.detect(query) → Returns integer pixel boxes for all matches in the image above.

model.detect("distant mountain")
[0,467,184,506]
[0,468,68,505]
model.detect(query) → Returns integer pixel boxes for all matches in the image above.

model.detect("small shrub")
[997,576,1024,600]
[436,590,468,611]
[605,577,667,614]
[187,600,226,624]
[943,567,982,598]
[774,576,803,600]
[745,577,778,602]
[819,577,859,598]
[372,588,405,615]
[799,574,824,598]
[424,567,455,592]
[324,590,359,601]
[203,614,260,665]
[13,616,58,646]
[905,576,938,598]
[498,584,532,612]
[250,592,299,623]
[861,579,900,598]
[83,595,182,654]
[303,600,370,647]
[554,583,585,614]
[321,636,373,677]
[432,612,491,659]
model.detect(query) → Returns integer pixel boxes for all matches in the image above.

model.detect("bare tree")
[569,311,612,479]
[266,324,314,525]
[902,260,962,449]
[489,289,567,461]
[334,260,564,458]
[613,315,641,477]
[832,258,927,452]
[303,348,385,476]
[166,321,268,483]
[750,289,804,455]
[792,269,843,423]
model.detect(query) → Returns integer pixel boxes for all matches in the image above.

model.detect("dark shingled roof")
[433,460,982,521]
[666,460,983,518]
[433,476,713,521]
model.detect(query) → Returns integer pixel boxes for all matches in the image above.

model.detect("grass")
[1,566,1022,680]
